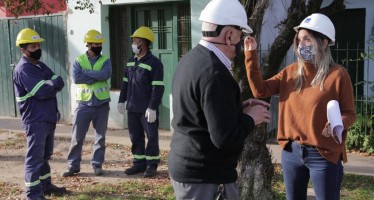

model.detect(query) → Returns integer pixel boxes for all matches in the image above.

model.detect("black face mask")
[207,39,243,57]
[28,49,42,60]
[91,46,102,55]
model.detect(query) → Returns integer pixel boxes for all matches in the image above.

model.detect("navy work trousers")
[23,122,56,200]
[127,111,160,167]
[282,141,343,200]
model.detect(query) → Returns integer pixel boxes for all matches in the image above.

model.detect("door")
[133,5,178,129]
[330,9,365,97]
[0,19,16,117]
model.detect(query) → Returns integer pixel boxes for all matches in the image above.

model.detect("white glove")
[45,80,53,86]
[145,108,156,123]
[117,102,126,114]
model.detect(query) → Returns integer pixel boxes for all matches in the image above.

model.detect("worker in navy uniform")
[13,28,67,200]
[118,26,164,178]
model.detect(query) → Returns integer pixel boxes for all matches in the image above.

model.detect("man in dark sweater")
[168,0,271,199]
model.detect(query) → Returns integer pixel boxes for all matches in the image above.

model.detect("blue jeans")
[281,141,343,200]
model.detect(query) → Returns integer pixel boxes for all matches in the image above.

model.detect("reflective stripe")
[138,63,152,71]
[16,80,46,102]
[133,154,146,159]
[146,155,160,160]
[51,75,58,80]
[123,77,128,82]
[127,62,135,67]
[94,86,110,94]
[77,88,93,94]
[25,179,41,187]
[152,81,164,86]
[39,173,51,180]
[126,62,152,71]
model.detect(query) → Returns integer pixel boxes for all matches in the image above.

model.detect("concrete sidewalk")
[1,116,374,177]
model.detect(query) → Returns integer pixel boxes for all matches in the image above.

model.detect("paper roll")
[327,100,343,144]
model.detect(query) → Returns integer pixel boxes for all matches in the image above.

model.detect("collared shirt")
[199,40,233,75]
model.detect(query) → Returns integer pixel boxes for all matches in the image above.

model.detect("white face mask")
[131,42,143,55]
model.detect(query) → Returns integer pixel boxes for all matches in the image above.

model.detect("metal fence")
[260,43,374,138]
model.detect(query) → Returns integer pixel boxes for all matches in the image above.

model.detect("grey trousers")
[171,178,239,200]
[67,103,110,170]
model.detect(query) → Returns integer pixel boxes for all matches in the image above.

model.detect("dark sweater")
[169,44,255,183]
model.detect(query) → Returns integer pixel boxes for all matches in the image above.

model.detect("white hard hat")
[294,13,335,46]
[199,0,253,34]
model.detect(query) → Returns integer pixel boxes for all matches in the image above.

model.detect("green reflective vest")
[76,54,110,101]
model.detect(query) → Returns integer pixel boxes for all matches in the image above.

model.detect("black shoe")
[43,184,68,196]
[61,168,80,177]
[124,165,146,175]
[93,166,104,176]
[30,196,49,200]
[144,166,157,178]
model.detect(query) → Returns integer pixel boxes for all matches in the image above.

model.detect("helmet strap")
[202,25,225,37]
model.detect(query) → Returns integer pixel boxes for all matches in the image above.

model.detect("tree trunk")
[236,1,273,199]
[238,124,274,200]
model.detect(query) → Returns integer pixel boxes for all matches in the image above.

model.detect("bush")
[347,114,374,154]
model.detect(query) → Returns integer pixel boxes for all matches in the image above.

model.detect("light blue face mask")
[298,45,315,62]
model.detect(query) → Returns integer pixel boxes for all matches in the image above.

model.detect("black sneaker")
[61,168,80,177]
[124,165,146,175]
[43,184,68,196]
[144,166,157,178]
[93,166,104,176]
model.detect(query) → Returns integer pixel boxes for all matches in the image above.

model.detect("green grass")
[1,169,373,200]
[50,180,175,200]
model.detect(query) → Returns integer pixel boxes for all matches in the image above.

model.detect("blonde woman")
[245,13,355,200]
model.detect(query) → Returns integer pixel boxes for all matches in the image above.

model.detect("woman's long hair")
[293,29,335,92]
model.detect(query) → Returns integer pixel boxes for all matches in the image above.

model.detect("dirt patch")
[0,130,169,199]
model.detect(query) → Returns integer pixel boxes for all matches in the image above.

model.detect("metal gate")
[0,15,70,122]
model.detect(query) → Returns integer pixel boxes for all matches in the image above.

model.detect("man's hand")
[145,108,157,123]
[243,98,270,108]
[117,102,126,114]
[243,99,271,125]
[244,36,257,51]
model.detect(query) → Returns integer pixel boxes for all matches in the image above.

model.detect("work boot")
[144,165,157,178]
[61,168,80,177]
[93,166,104,176]
[124,165,146,175]
[43,184,68,196]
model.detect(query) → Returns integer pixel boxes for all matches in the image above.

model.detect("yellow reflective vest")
[76,54,110,101]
